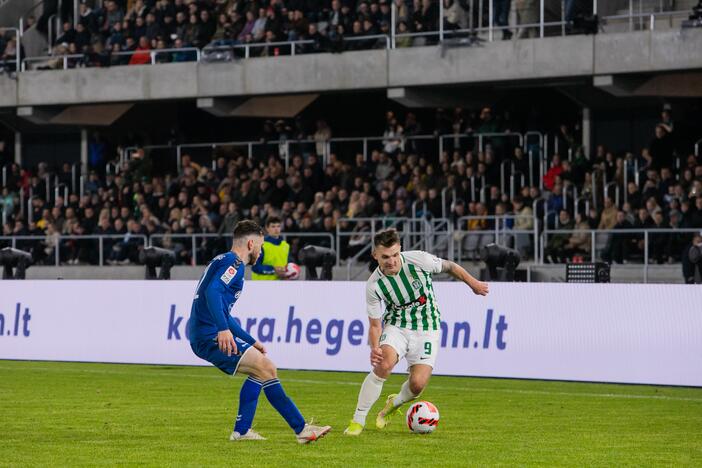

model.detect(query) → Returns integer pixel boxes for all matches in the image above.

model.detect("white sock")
[352,372,386,426]
[392,380,419,408]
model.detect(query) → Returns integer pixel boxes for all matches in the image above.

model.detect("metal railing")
[454,214,537,262]
[541,227,701,282]
[148,231,334,265]
[128,131,542,176]
[0,218,698,282]
[336,217,431,279]
[21,47,201,71]
[0,234,148,266]
[22,53,84,71]
[203,40,313,59]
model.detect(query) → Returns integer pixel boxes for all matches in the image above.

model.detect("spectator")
[493,0,512,39]
[129,36,152,65]
[55,22,76,46]
[598,197,618,231]
[545,210,574,263]
[511,196,533,255]
[314,120,332,157]
[604,210,633,264]
[565,211,592,260]
[463,202,492,260]
[382,118,404,155]
[444,0,469,32]
[516,0,539,38]
[649,124,675,171]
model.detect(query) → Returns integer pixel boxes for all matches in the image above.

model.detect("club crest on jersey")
[220,266,237,284]
[412,279,422,290]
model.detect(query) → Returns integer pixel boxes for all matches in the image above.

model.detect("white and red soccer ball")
[285,262,301,280]
[406,401,440,434]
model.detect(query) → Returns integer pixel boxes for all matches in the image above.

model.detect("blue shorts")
[190,337,253,375]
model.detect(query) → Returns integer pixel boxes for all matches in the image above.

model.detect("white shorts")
[379,324,440,370]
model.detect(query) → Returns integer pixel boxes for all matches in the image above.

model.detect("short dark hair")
[266,216,282,226]
[374,228,401,249]
[233,220,264,240]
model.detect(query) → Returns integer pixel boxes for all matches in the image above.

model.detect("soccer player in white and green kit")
[344,228,489,435]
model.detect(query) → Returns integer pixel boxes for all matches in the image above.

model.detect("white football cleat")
[296,423,332,444]
[230,429,267,441]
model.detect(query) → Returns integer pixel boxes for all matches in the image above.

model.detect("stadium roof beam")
[387,87,497,109]
[629,72,702,97]
[595,72,702,98]
[197,94,318,118]
[593,75,650,97]
[16,104,133,126]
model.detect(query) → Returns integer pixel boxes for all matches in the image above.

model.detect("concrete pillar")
[80,129,88,175]
[582,107,592,159]
[14,131,21,166]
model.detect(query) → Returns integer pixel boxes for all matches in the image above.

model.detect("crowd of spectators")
[19,0,607,69]
[1,106,701,271]
[29,0,444,68]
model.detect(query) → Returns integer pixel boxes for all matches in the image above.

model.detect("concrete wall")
[1,29,701,108]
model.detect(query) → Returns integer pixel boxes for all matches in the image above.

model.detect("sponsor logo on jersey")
[392,295,427,310]
[220,266,237,285]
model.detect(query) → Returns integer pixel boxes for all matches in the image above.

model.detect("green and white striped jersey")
[366,250,443,331]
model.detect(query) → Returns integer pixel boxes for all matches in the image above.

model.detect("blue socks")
[233,377,262,435]
[233,377,306,435]
[262,378,306,434]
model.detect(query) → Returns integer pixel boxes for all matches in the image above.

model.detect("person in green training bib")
[344,228,489,436]
[251,217,290,281]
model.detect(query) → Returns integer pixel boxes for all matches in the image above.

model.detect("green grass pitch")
[1,360,701,467]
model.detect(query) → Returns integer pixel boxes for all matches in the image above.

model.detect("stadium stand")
[1,0,701,283]
[1,106,700,277]
[4,0,697,70]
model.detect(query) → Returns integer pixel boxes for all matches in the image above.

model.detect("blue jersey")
[187,251,256,345]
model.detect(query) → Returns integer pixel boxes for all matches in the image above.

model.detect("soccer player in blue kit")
[188,220,331,443]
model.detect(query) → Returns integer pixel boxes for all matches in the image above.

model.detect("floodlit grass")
[1,361,701,467]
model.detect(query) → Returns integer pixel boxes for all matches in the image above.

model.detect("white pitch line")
[1,364,701,403]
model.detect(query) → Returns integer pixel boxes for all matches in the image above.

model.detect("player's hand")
[370,346,383,367]
[470,280,489,296]
[253,341,267,354]
[217,330,237,356]
[274,267,287,279]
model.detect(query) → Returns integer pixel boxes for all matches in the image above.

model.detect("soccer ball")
[285,262,301,280]
[406,401,439,434]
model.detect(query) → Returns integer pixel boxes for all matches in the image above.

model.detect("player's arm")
[368,318,383,367]
[441,260,489,296]
[227,316,266,354]
[366,285,384,367]
[226,316,257,346]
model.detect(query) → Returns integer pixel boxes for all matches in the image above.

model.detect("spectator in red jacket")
[129,36,151,65]
[543,154,563,191]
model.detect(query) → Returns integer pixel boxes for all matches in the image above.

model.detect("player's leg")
[346,326,406,435]
[377,330,439,428]
[398,363,432,404]
[189,337,267,441]
[231,349,265,440]
[237,347,331,443]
